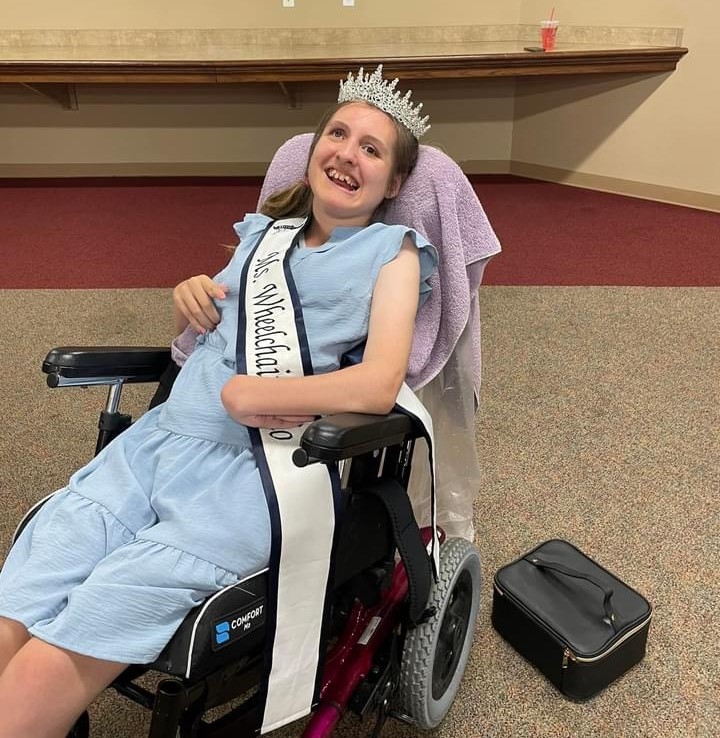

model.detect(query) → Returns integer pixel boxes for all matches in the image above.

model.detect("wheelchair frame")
[40,346,479,738]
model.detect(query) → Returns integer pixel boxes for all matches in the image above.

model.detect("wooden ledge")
[0,47,688,85]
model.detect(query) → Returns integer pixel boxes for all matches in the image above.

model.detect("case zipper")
[561,615,652,668]
[494,581,652,668]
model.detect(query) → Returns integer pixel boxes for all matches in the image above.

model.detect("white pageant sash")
[236,217,338,733]
[395,383,439,576]
[235,217,437,733]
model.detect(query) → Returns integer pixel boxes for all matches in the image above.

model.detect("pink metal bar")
[319,602,366,692]
[303,565,408,738]
[302,526,443,738]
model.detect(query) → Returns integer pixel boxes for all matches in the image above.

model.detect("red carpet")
[0,178,261,289]
[471,176,720,286]
[1,175,718,288]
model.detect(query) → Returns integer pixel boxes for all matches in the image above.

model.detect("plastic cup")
[540,20,559,51]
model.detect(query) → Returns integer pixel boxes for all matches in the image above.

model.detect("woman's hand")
[173,275,227,334]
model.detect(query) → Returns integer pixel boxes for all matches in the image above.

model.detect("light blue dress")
[0,214,437,663]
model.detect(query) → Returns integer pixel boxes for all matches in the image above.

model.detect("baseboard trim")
[509,162,720,213]
[2,159,718,212]
[1,160,513,179]
[0,162,270,178]
[456,159,512,174]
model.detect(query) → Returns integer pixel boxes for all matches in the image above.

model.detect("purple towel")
[174,135,501,392]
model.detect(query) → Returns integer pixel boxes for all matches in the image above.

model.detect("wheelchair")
[9,134,498,737]
[12,345,481,738]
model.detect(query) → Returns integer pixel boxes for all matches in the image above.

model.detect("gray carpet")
[0,286,718,737]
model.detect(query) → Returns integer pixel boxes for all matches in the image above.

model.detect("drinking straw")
[550,7,555,20]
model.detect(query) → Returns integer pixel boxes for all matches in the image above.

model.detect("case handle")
[527,557,618,631]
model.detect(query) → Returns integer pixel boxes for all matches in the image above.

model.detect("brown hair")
[260,101,419,220]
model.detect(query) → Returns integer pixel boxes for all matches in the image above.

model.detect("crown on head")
[338,65,431,139]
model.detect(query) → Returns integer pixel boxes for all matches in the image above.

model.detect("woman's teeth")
[327,169,359,190]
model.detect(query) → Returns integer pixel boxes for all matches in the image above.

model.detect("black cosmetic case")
[492,539,652,700]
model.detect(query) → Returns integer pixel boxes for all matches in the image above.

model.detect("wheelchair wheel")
[396,536,481,730]
[67,711,90,738]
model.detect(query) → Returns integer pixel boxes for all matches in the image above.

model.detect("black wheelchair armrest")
[42,348,419,462]
[294,411,420,465]
[42,346,172,388]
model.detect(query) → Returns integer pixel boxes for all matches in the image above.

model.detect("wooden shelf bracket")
[21,82,79,110]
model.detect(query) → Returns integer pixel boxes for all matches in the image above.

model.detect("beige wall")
[513,0,719,202]
[0,1,519,29]
[0,79,516,176]
[0,1,522,177]
[1,1,717,207]
[519,1,685,27]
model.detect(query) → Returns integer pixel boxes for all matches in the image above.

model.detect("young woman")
[0,68,436,737]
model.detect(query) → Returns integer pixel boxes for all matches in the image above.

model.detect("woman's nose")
[336,140,358,163]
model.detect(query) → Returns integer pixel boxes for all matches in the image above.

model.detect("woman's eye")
[363,145,377,157]
[330,129,344,138]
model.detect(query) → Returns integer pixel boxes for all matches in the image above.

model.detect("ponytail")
[260,180,313,220]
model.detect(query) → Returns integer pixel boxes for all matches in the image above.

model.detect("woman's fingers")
[173,276,227,333]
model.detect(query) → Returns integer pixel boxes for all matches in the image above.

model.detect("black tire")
[67,711,90,738]
[396,537,481,730]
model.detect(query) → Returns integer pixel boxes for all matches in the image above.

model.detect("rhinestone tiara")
[338,65,431,139]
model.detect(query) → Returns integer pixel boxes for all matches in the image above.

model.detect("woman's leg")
[0,637,126,738]
[0,616,30,674]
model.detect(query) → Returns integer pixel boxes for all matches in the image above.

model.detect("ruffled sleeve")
[232,212,273,244]
[210,213,274,286]
[377,224,438,306]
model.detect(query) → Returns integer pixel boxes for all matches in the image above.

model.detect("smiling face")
[306,102,402,235]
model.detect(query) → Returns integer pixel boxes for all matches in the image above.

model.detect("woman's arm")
[221,236,421,420]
